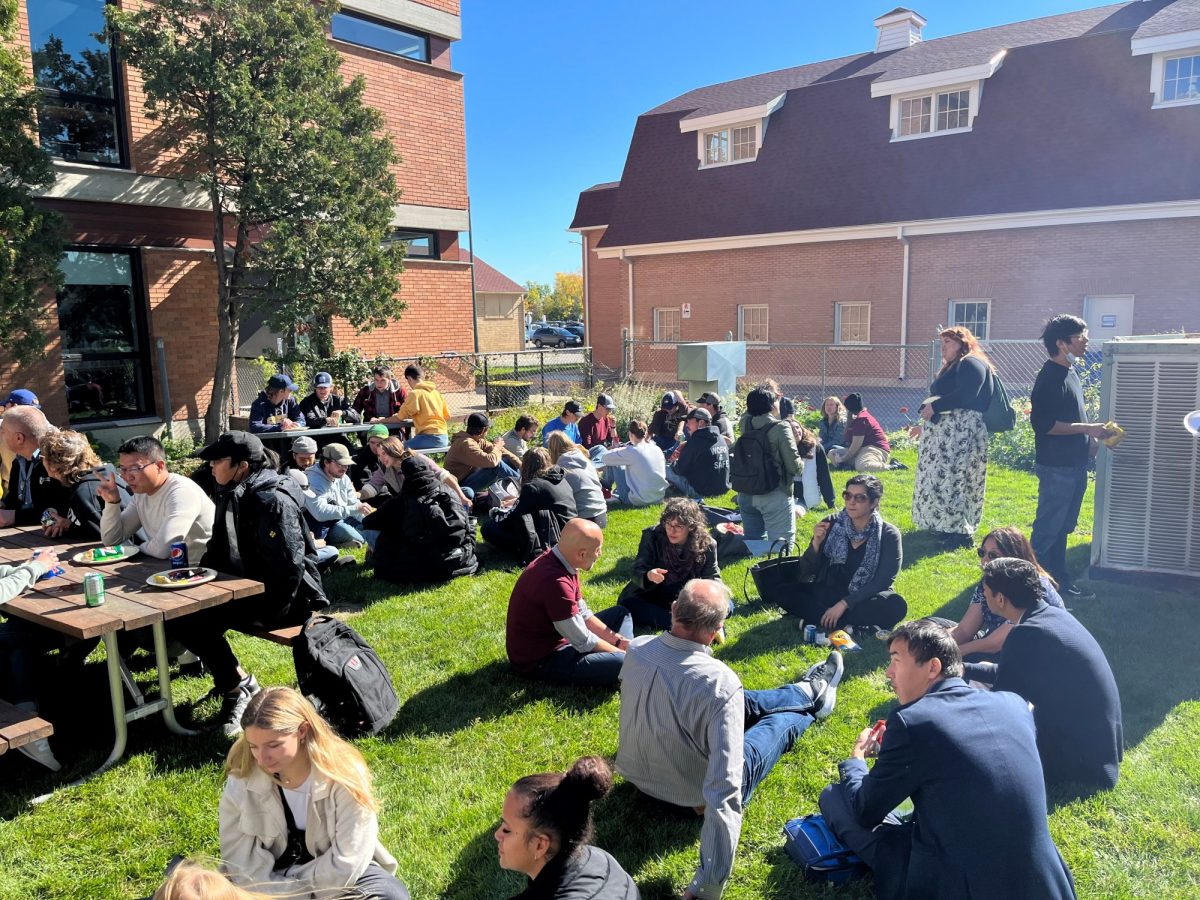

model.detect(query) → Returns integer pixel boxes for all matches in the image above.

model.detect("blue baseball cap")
[4,389,40,408]
[267,373,298,392]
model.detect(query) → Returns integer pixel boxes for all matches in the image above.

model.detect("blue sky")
[455,0,1105,287]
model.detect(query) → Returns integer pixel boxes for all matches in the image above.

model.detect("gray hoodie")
[554,450,607,520]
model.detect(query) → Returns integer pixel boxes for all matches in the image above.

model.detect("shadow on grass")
[389,660,613,738]
[442,826,525,899]
[764,842,878,899]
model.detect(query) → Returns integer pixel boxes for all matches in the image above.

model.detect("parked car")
[563,322,585,337]
[529,326,582,348]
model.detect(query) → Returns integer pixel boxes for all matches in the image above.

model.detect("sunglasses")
[977,547,1003,560]
[842,491,870,503]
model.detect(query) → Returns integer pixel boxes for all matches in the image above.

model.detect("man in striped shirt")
[616,579,843,898]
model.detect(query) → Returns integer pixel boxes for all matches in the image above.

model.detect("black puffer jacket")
[483,467,577,563]
[363,457,477,583]
[512,845,640,900]
[201,466,328,624]
[62,464,132,540]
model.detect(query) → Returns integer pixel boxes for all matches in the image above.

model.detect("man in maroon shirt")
[578,393,619,454]
[505,518,633,686]
[835,393,891,471]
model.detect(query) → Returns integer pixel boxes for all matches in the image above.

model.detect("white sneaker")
[794,651,844,720]
[18,738,62,772]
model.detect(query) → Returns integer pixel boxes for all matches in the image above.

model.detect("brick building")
[5,0,472,437]
[570,2,1200,373]
[460,250,527,353]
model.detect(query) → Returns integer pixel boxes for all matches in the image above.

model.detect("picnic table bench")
[0,698,53,758]
[248,420,447,457]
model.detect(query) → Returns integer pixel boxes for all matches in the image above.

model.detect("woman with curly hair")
[496,756,638,899]
[219,686,408,898]
[618,498,726,629]
[911,326,995,549]
[39,429,131,539]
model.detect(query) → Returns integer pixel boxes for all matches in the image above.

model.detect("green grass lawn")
[3,451,1199,898]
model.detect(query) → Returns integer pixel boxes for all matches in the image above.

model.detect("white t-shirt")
[281,775,312,832]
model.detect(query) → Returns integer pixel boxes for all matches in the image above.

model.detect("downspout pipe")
[623,249,633,340]
[467,196,480,355]
[897,225,911,379]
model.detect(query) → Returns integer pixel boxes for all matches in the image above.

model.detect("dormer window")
[703,123,758,166]
[872,51,1004,143]
[678,93,784,170]
[1162,52,1200,103]
[898,88,970,137]
[1131,29,1200,109]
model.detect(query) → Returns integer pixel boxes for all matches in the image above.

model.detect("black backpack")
[730,420,780,494]
[293,616,399,737]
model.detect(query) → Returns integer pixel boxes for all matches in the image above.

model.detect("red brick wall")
[0,293,67,425]
[414,0,459,14]
[583,229,629,370]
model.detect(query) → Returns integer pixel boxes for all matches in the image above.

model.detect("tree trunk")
[205,185,237,441]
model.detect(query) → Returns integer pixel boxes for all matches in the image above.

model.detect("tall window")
[702,123,758,166]
[949,300,990,340]
[835,303,871,344]
[738,305,769,343]
[654,308,681,342]
[331,11,430,63]
[1163,53,1200,103]
[897,87,971,138]
[28,0,124,166]
[57,249,154,423]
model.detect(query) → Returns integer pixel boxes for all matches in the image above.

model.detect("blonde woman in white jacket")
[219,686,407,899]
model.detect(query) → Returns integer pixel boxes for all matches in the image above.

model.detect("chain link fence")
[232,348,595,420]
[622,339,1048,432]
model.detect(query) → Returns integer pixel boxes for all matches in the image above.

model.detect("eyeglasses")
[119,462,156,477]
[842,491,870,503]
[664,519,687,530]
[977,548,1003,561]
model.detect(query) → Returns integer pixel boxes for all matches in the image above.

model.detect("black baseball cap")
[466,412,491,431]
[694,392,721,407]
[563,400,583,415]
[688,408,713,424]
[194,431,265,464]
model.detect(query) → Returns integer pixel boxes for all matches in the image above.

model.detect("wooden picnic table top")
[0,529,264,640]
[251,420,413,441]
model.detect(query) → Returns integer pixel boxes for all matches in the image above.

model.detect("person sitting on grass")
[693,391,734,445]
[361,435,472,508]
[0,405,69,528]
[304,444,379,550]
[482,448,577,565]
[965,558,1122,796]
[780,397,834,513]
[929,526,1064,663]
[541,400,583,446]
[777,475,906,634]
[665,407,730,499]
[502,415,540,459]
[363,455,478,585]
[445,412,522,494]
[353,365,405,423]
[616,578,843,900]
[648,391,690,455]
[577,394,620,456]
[298,371,360,431]
[829,393,890,471]
[219,686,409,899]
[38,429,131,539]
[152,857,269,900]
[594,420,667,508]
[496,755,639,899]
[817,395,847,453]
[383,364,450,450]
[280,436,318,490]
[188,432,329,736]
[546,431,607,528]
[248,374,304,433]
[351,423,390,492]
[504,518,632,687]
[619,499,725,631]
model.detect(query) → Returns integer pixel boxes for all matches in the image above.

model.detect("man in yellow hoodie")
[387,364,451,450]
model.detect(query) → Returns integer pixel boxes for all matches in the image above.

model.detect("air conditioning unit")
[1092,335,1200,580]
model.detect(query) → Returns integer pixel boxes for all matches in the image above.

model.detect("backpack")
[293,615,399,737]
[983,369,1017,434]
[730,420,781,495]
[782,814,868,884]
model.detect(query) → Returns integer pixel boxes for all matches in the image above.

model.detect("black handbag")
[747,539,813,606]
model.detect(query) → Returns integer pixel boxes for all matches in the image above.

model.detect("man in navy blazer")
[820,619,1076,900]
[965,557,1122,796]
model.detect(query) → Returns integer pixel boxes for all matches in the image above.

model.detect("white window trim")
[1145,48,1200,109]
[834,302,872,346]
[653,307,681,342]
[948,298,992,339]
[888,81,981,142]
[737,304,769,343]
[697,120,761,170]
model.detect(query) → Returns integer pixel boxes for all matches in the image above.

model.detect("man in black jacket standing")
[665,408,730,498]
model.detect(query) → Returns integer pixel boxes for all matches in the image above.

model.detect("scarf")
[824,508,882,595]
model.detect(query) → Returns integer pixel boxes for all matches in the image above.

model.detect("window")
[331,11,430,63]
[57,249,154,423]
[894,87,972,139]
[483,297,512,319]
[948,300,990,340]
[701,123,758,167]
[1163,53,1200,103]
[385,230,437,258]
[835,303,871,344]
[738,305,769,343]
[654,308,681,342]
[28,0,125,166]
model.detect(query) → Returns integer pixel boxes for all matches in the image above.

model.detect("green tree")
[550,271,582,320]
[523,280,553,320]
[0,0,66,364]
[108,0,405,438]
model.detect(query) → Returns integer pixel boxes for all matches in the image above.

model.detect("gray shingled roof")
[1133,0,1200,39]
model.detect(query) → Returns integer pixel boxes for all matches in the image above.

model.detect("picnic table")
[0,525,263,797]
[251,420,414,442]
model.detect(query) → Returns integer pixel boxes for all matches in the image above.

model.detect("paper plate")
[72,545,140,564]
[146,567,218,589]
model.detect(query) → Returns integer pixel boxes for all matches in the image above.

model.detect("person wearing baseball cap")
[578,393,620,454]
[665,407,731,499]
[3,389,40,409]
[693,392,734,445]
[248,373,303,434]
[541,399,583,447]
[282,435,319,490]
[186,430,329,736]
[649,391,691,456]
[351,423,392,492]
[298,371,360,431]
[445,412,521,493]
[304,443,379,551]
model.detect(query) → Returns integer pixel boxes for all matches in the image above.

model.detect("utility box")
[677,342,746,411]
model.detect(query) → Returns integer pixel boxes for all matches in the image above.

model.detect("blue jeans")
[407,433,449,450]
[532,606,633,687]
[460,459,519,493]
[737,488,796,552]
[326,517,381,550]
[1031,464,1088,590]
[623,584,734,630]
[742,684,817,803]
[665,466,697,498]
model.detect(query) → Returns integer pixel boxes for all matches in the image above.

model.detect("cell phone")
[868,719,887,746]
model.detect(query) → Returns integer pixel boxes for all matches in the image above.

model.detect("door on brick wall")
[1083,295,1135,346]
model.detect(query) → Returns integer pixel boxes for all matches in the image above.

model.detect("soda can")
[169,541,189,569]
[84,572,106,607]
[804,624,817,645]
[41,507,58,528]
